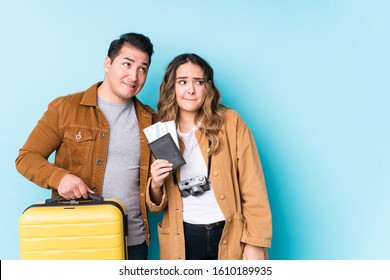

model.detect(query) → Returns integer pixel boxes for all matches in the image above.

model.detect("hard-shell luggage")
[18,194,128,260]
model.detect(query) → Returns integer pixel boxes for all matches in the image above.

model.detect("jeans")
[127,241,148,260]
[183,221,225,260]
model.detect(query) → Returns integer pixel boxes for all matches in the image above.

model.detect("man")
[15,33,155,260]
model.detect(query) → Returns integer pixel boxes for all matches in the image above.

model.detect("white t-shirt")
[177,124,225,224]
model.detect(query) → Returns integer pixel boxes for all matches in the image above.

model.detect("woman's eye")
[178,80,186,85]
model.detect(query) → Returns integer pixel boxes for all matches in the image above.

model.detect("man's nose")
[128,68,139,82]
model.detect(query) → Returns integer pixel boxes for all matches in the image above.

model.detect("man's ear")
[103,56,111,72]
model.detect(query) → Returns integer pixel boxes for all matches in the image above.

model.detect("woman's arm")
[236,117,272,249]
[146,159,172,211]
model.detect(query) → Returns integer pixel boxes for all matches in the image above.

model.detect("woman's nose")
[187,83,195,94]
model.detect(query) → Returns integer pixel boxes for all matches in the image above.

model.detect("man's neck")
[97,82,131,104]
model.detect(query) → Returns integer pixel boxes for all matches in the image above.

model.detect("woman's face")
[175,62,207,117]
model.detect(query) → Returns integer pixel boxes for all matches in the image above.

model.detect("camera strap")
[173,140,212,185]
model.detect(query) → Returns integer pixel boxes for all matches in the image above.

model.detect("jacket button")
[92,186,97,192]
[213,171,219,177]
[219,194,225,200]
[222,240,227,244]
[96,160,102,165]
[99,132,105,138]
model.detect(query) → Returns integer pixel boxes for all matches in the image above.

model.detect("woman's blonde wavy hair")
[158,53,226,155]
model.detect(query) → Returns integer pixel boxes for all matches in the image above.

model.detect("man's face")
[102,45,149,104]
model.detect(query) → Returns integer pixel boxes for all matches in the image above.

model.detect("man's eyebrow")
[123,57,149,67]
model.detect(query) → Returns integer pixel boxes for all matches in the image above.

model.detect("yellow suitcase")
[19,194,128,260]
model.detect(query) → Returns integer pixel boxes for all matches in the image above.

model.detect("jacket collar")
[134,97,153,120]
[80,82,102,106]
[79,81,153,120]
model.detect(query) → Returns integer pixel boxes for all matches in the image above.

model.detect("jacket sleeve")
[145,177,168,213]
[15,98,69,190]
[236,117,272,248]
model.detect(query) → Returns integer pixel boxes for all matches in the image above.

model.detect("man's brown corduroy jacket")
[15,82,155,244]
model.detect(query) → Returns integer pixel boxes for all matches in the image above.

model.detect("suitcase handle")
[45,193,104,204]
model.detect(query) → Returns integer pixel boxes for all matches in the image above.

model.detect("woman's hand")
[242,244,265,260]
[150,159,173,189]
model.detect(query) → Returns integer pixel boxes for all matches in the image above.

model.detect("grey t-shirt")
[98,97,144,246]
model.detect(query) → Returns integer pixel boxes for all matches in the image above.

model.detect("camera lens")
[190,186,204,196]
[181,190,191,197]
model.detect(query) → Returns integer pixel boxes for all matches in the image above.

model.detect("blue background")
[1,0,389,260]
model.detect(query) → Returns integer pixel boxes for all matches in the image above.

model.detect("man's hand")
[57,174,94,200]
[243,244,265,260]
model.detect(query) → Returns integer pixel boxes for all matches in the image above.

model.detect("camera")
[177,175,210,197]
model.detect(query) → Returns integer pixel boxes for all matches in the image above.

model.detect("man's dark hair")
[107,32,154,64]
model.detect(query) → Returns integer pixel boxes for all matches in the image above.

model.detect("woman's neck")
[178,112,197,133]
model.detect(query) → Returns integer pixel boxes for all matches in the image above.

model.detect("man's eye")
[139,68,146,73]
[123,63,130,67]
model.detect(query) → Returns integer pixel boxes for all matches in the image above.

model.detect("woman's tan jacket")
[146,109,272,259]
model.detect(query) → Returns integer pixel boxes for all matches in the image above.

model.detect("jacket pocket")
[64,128,96,165]
[157,222,172,260]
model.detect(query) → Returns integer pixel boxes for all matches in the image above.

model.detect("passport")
[148,133,186,171]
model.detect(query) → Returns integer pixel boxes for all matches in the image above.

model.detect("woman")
[146,53,272,260]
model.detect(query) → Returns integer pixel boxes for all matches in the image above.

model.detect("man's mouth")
[123,82,137,89]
